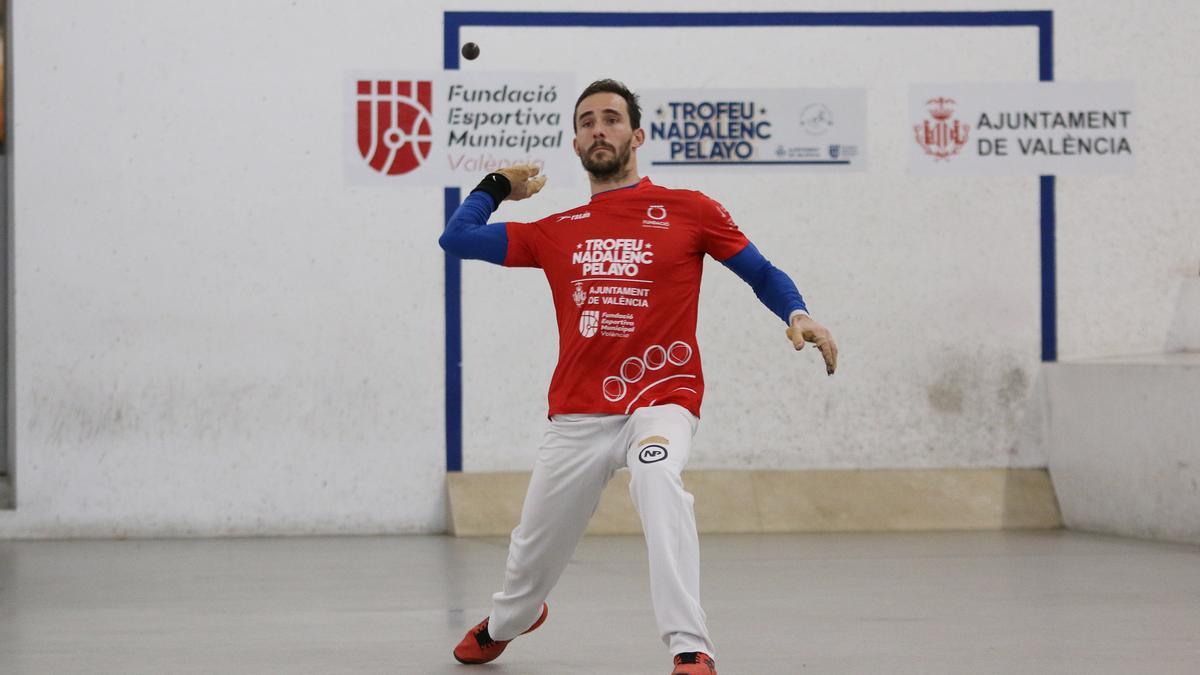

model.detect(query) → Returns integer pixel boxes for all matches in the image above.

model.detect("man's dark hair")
[573,79,642,131]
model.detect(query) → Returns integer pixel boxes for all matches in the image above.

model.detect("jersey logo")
[572,283,587,308]
[643,205,670,229]
[638,444,669,464]
[578,310,600,338]
[557,211,591,221]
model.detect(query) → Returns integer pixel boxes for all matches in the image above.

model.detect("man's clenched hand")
[497,163,548,202]
[785,314,838,376]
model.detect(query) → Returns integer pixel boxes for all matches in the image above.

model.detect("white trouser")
[487,404,715,658]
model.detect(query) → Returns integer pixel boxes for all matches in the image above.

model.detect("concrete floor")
[1,531,1198,674]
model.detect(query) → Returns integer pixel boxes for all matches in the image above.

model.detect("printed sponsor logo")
[643,204,670,229]
[649,100,768,162]
[638,444,668,464]
[557,211,592,222]
[598,312,637,339]
[907,83,1132,176]
[913,97,970,161]
[578,310,600,338]
[581,285,650,310]
[640,88,867,171]
[572,283,587,308]
[346,72,576,185]
[800,103,834,135]
[571,238,654,278]
[909,83,1135,175]
[356,80,434,175]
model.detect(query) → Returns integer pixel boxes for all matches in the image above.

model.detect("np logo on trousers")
[638,444,668,464]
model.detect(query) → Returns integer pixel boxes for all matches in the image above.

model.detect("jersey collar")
[590,176,652,202]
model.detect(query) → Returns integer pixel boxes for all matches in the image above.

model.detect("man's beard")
[580,139,632,181]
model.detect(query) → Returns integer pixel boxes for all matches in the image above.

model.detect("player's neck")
[587,166,641,196]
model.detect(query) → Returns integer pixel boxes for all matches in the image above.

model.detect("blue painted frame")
[442,10,1055,472]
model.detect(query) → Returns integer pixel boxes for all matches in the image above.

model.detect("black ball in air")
[461,42,480,60]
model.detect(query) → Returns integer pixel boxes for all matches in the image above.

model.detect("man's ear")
[632,127,646,149]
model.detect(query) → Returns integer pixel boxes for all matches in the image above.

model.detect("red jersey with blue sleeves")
[504,177,752,417]
[440,176,809,417]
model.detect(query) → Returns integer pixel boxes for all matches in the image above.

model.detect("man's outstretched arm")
[721,243,838,375]
[438,164,548,264]
[721,242,808,324]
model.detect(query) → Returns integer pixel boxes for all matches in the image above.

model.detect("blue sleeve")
[720,242,809,324]
[438,191,508,265]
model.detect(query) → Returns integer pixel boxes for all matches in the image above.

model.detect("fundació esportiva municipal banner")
[344,71,577,186]
[909,82,1135,175]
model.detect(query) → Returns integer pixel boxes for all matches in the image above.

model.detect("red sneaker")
[672,651,717,674]
[452,603,548,665]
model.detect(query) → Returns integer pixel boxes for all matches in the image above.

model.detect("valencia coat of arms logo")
[914,97,970,161]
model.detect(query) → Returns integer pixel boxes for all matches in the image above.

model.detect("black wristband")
[470,173,512,210]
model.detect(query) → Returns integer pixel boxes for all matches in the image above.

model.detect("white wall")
[2,0,1198,537]
[1047,352,1200,545]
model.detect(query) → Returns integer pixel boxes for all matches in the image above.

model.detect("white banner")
[639,88,867,172]
[344,71,577,186]
[909,82,1135,175]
